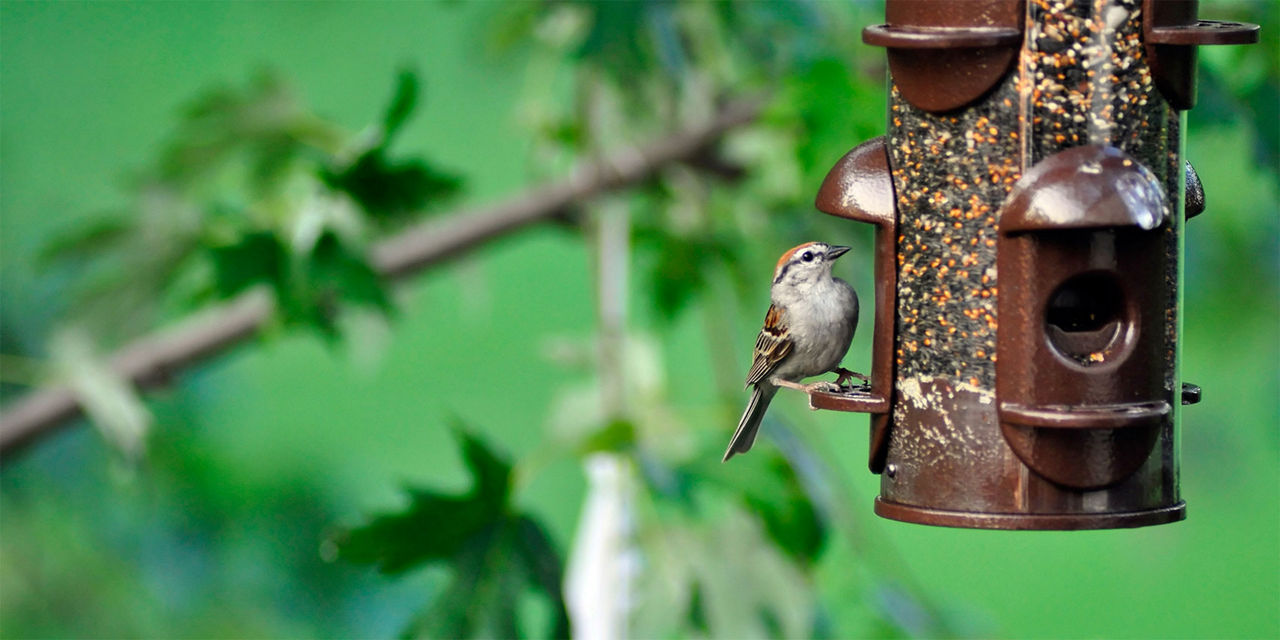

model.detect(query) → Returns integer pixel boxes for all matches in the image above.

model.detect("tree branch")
[0,98,764,458]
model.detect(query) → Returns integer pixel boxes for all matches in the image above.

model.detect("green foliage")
[3,1,1275,639]
[496,1,883,325]
[1194,0,1279,181]
[634,224,739,320]
[382,69,421,141]
[322,71,460,222]
[208,229,393,338]
[209,231,287,299]
[158,73,336,189]
[734,453,826,566]
[335,427,570,639]
[39,70,458,344]
[35,218,134,267]
[308,232,393,309]
[322,146,459,222]
[785,56,885,188]
[12,2,907,636]
[644,445,827,568]
[572,1,656,75]
[574,417,637,456]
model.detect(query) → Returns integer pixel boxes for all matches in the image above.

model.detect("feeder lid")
[999,145,1167,234]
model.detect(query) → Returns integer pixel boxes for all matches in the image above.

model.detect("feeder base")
[874,498,1186,530]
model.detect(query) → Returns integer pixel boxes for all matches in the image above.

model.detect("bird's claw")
[834,367,869,388]
[807,380,842,394]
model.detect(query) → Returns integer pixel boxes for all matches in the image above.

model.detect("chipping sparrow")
[723,242,861,462]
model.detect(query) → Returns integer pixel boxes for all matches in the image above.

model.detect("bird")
[723,241,861,462]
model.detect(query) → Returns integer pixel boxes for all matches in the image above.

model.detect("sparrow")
[723,242,861,462]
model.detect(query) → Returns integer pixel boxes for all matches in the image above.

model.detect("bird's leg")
[833,367,869,388]
[771,377,841,394]
[770,377,810,393]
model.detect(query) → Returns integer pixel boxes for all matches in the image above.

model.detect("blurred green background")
[1,2,1277,639]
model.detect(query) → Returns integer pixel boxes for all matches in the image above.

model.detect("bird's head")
[772,241,850,288]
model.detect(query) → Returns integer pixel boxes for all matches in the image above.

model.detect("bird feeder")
[810,0,1257,529]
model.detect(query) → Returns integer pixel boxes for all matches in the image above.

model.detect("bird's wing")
[745,304,792,387]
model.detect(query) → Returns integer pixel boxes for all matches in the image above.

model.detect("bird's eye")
[801,251,814,262]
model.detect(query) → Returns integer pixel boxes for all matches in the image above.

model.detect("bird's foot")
[834,367,869,389]
[807,380,843,394]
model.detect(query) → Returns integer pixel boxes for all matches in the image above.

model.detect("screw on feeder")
[1181,383,1202,406]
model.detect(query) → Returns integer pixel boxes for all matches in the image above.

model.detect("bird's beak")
[826,245,851,260]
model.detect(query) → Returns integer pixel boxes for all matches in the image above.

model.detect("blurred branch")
[372,98,762,278]
[0,97,764,459]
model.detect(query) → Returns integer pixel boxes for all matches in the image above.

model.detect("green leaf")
[576,418,637,455]
[208,232,287,298]
[51,329,153,461]
[37,217,134,266]
[739,454,825,566]
[323,150,461,221]
[632,504,817,638]
[322,72,461,221]
[412,522,521,639]
[306,231,393,315]
[575,1,651,73]
[161,72,340,188]
[635,227,738,320]
[334,427,570,639]
[511,515,572,639]
[453,424,513,509]
[383,69,419,141]
[208,231,393,339]
[336,487,496,574]
[333,428,512,575]
[679,447,827,566]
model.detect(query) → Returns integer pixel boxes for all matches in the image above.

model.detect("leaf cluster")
[41,70,460,343]
[334,427,570,639]
[27,2,920,636]
[321,72,461,222]
[491,0,885,322]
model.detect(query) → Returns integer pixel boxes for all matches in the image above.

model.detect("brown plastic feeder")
[807,0,1257,529]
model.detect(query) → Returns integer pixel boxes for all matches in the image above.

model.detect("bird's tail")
[723,384,778,462]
